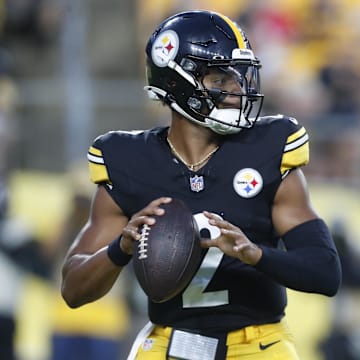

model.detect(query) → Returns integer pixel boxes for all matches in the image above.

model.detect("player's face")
[201,67,245,108]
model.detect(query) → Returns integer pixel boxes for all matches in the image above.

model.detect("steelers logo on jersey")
[233,168,263,198]
[151,30,179,67]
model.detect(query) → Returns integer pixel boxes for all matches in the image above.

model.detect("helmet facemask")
[186,60,264,134]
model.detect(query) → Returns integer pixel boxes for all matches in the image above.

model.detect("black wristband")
[107,236,132,267]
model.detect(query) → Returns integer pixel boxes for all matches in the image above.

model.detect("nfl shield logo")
[142,338,154,351]
[190,175,204,192]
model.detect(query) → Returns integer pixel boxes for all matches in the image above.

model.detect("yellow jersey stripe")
[284,132,309,153]
[88,152,104,165]
[286,127,306,144]
[216,13,246,49]
[88,145,102,156]
[88,162,111,184]
[281,142,309,175]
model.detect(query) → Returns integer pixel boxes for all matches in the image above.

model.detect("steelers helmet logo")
[151,30,179,67]
[233,168,263,198]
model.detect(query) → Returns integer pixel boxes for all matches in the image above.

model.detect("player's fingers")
[204,211,239,231]
[128,198,172,232]
[125,198,172,242]
[200,237,218,249]
[135,197,172,218]
[123,213,156,240]
[132,215,156,227]
[221,228,241,237]
[122,226,142,241]
[148,197,172,212]
[233,242,248,252]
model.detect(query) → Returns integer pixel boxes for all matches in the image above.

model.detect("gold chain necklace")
[167,138,219,171]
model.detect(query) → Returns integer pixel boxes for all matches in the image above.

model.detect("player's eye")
[210,77,224,86]
[204,74,234,89]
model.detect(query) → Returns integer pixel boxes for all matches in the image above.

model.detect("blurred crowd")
[0,1,359,360]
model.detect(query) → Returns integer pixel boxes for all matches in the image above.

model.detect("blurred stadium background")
[0,0,359,359]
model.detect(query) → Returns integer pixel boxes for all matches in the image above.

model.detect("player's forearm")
[255,219,342,296]
[61,247,122,308]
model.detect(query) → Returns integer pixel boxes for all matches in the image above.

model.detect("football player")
[61,10,342,360]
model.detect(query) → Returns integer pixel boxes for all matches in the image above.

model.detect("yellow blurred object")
[0,77,18,111]
[9,171,72,242]
[50,291,130,338]
[287,290,333,360]
[15,276,53,360]
[309,182,360,241]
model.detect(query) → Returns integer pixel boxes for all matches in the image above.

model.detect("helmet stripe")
[216,13,246,49]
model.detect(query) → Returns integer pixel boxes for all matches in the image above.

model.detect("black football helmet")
[145,10,264,135]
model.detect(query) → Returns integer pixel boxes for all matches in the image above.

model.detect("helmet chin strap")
[171,101,244,135]
[170,102,210,127]
[205,108,246,135]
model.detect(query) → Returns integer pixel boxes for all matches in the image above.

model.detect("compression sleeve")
[255,219,342,296]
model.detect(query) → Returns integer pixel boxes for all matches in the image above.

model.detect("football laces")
[138,224,151,259]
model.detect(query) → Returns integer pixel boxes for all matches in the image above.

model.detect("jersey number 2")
[182,213,229,308]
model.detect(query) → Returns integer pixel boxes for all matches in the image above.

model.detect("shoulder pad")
[88,144,110,184]
[87,133,112,184]
[280,116,309,177]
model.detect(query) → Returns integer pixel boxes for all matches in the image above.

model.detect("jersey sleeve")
[87,136,111,184]
[280,118,309,177]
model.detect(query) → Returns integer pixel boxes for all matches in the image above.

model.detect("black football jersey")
[87,115,309,332]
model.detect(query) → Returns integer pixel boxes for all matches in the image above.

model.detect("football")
[133,198,202,303]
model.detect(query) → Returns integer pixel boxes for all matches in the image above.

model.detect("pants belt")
[158,320,284,345]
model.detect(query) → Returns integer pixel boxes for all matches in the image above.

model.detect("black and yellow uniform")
[87,115,308,359]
